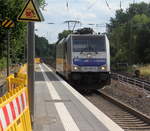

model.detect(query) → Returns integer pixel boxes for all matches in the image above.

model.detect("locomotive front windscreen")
[73,36,106,52]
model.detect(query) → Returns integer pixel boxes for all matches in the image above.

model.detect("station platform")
[33,63,124,131]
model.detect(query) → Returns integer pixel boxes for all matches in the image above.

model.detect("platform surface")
[33,63,124,131]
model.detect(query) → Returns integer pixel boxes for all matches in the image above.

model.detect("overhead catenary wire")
[103,0,115,15]
[87,0,98,10]
[86,0,114,15]
[64,0,82,31]
[104,0,111,10]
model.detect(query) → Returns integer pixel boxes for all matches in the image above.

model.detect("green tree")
[0,0,26,67]
[35,35,49,57]
[58,30,72,40]
[107,2,150,65]
[0,0,46,68]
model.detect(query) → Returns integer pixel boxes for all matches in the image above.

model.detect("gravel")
[102,80,150,117]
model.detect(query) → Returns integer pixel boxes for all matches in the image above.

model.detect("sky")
[35,0,150,43]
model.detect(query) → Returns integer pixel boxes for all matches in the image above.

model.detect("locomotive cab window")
[73,36,106,52]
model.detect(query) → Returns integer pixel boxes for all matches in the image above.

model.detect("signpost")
[1,19,15,76]
[17,0,44,120]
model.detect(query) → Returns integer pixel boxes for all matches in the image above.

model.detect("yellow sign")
[1,19,15,28]
[17,0,44,22]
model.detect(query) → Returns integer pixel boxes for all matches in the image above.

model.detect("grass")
[137,65,150,76]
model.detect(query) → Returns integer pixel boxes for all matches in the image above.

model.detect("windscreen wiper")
[80,47,89,54]
[88,46,98,54]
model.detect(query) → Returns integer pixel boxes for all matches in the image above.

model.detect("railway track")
[111,73,150,92]
[85,91,150,131]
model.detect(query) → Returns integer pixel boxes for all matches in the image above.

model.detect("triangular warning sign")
[17,0,44,22]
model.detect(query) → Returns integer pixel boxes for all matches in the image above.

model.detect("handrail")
[111,73,150,91]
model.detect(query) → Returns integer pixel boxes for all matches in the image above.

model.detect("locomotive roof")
[69,34,105,37]
[66,33,105,39]
[57,34,106,44]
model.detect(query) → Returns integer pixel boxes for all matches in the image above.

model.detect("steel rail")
[92,90,150,131]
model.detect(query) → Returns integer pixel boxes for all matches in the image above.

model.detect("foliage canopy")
[0,0,45,69]
[107,2,150,65]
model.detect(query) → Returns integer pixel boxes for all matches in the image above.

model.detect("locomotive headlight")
[100,66,106,70]
[73,66,79,71]
[87,54,91,58]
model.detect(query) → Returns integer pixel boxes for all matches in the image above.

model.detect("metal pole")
[7,30,10,76]
[27,22,35,120]
[68,22,70,30]
[72,21,77,32]
[24,33,27,64]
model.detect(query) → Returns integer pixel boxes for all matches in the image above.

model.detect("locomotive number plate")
[82,67,97,71]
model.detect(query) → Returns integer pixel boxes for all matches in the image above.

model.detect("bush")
[0,57,7,70]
